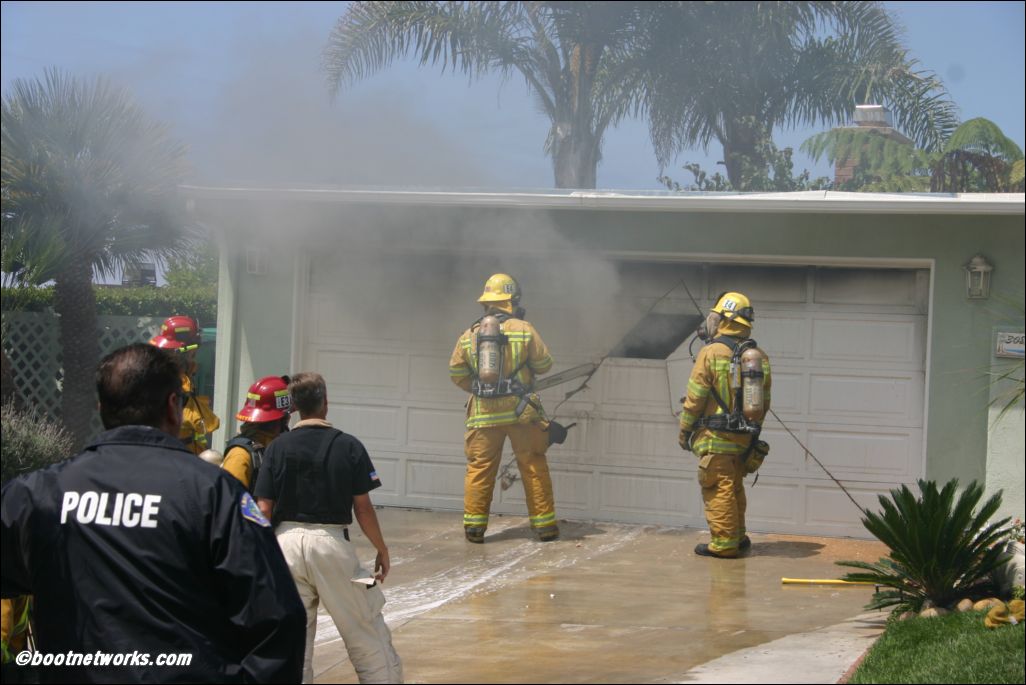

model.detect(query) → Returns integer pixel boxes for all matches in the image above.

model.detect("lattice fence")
[1,312,163,440]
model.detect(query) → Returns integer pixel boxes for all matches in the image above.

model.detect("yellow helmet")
[711,291,754,327]
[477,273,521,304]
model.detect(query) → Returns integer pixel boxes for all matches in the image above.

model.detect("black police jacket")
[0,425,305,683]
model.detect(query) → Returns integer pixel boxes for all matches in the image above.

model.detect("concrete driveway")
[313,508,888,683]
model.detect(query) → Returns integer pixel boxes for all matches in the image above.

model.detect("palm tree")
[640,2,959,189]
[2,68,190,446]
[801,117,1025,192]
[322,1,649,189]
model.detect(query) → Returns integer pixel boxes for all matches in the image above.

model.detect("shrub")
[1,400,76,484]
[1,285,217,325]
[837,479,1012,613]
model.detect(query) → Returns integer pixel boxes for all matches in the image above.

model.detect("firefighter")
[149,315,220,455]
[449,274,559,543]
[222,376,292,491]
[679,292,772,558]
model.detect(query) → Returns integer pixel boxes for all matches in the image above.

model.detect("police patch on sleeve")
[240,492,271,527]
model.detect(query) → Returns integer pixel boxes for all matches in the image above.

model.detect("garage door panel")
[368,457,400,497]
[806,427,919,479]
[765,370,804,414]
[753,316,808,359]
[332,402,403,446]
[815,268,924,309]
[409,354,460,399]
[756,426,808,475]
[307,293,408,344]
[811,317,923,366]
[599,472,695,517]
[805,484,901,535]
[601,416,686,465]
[545,416,591,454]
[406,459,465,501]
[531,306,621,358]
[600,360,671,411]
[316,349,405,397]
[709,266,808,303]
[407,407,467,447]
[808,372,923,425]
[409,307,473,347]
[745,482,802,526]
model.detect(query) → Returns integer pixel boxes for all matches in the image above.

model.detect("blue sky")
[2,1,1024,190]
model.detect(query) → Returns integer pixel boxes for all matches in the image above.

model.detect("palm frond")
[2,68,191,283]
[945,117,1025,161]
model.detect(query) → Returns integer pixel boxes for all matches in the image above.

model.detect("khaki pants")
[276,523,403,684]
[463,423,556,531]
[697,453,747,556]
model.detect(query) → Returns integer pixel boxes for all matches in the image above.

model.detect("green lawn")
[851,610,1025,684]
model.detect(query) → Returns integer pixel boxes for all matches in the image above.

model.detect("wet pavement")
[313,508,888,684]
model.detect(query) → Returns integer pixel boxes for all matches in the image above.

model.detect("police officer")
[1,343,305,682]
[254,372,402,684]
[679,292,772,558]
[149,315,221,455]
[449,274,558,543]
[222,375,292,491]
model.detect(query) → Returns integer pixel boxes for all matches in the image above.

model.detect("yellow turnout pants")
[463,423,556,532]
[697,452,747,556]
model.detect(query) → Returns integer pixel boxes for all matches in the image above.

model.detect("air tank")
[740,346,766,421]
[478,315,502,384]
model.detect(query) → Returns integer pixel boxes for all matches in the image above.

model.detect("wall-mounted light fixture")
[964,254,993,299]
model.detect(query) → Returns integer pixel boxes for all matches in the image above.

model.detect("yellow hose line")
[781,578,875,586]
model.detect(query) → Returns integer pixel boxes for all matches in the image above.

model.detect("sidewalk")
[313,508,888,683]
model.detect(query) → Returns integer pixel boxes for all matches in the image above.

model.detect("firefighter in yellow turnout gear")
[679,292,772,558]
[449,274,559,543]
[149,315,220,455]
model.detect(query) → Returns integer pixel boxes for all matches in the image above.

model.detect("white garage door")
[300,250,928,537]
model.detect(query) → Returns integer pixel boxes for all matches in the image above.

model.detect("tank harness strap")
[225,435,264,475]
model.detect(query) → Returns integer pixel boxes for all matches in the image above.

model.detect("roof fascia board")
[180,185,1025,216]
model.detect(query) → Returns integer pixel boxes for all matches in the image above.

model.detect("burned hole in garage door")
[608,313,702,360]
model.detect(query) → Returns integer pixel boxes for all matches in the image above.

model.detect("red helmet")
[236,375,292,423]
[150,315,201,352]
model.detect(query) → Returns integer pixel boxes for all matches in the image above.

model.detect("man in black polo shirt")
[254,372,402,684]
[1,343,305,683]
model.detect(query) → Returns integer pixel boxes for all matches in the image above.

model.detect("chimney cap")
[854,104,893,127]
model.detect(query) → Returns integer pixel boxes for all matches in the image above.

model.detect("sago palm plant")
[837,480,1011,613]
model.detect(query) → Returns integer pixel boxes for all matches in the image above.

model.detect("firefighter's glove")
[678,429,693,452]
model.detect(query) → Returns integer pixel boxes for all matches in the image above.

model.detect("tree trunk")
[54,256,99,449]
[1,346,20,408]
[720,118,769,190]
[552,124,600,189]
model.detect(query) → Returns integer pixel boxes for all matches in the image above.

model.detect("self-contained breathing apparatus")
[469,311,572,446]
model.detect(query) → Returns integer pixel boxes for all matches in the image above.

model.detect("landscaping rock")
[973,598,1003,611]
[955,598,975,612]
[919,607,949,618]
[898,611,916,621]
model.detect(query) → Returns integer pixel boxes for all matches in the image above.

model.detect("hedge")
[1,285,217,325]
